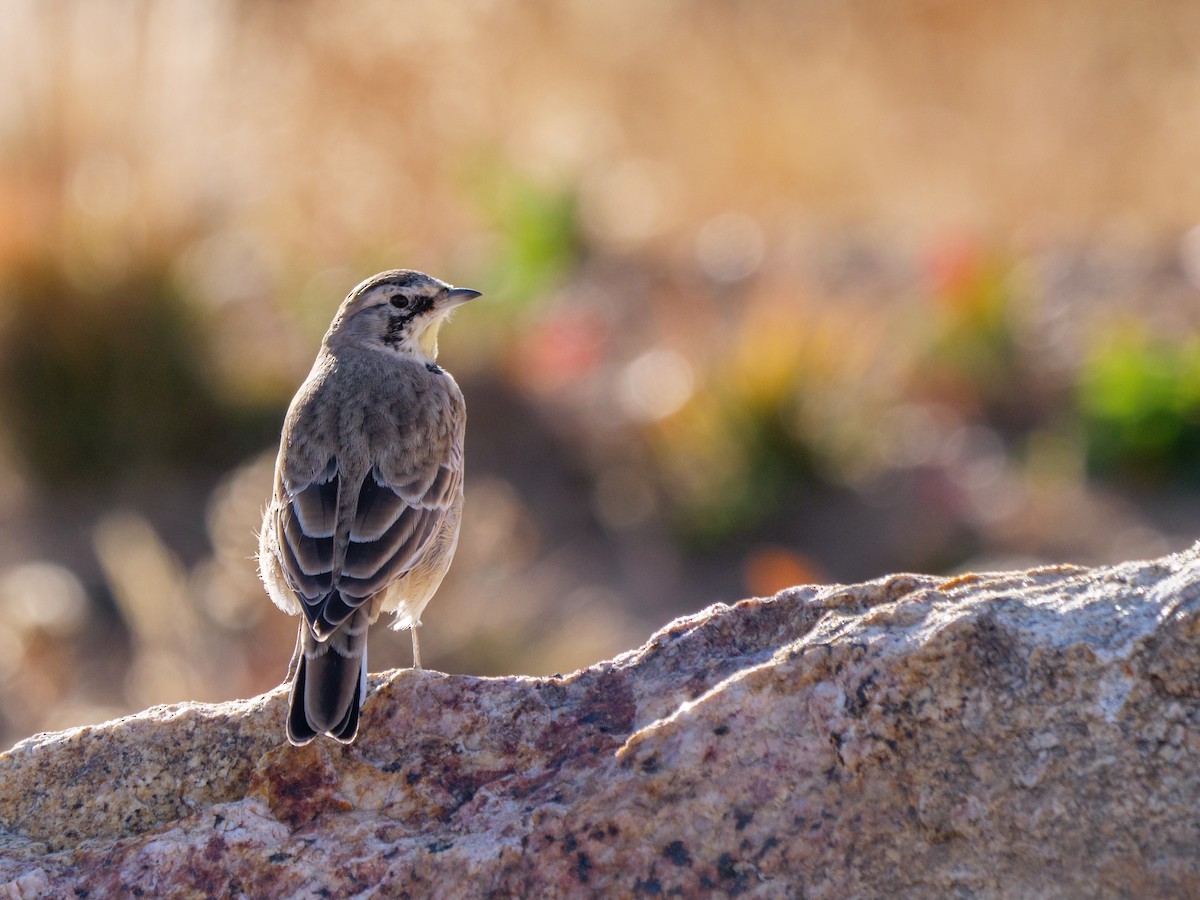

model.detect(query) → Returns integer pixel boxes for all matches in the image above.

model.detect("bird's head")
[325,270,481,362]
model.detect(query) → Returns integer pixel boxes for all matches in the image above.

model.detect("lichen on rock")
[1,547,1198,897]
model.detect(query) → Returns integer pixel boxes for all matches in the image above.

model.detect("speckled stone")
[1,547,1199,897]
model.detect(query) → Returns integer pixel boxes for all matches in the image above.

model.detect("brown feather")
[260,269,474,745]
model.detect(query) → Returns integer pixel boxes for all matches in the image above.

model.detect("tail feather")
[286,653,318,745]
[286,608,369,745]
[328,676,363,742]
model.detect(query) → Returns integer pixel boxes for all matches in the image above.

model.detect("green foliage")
[1078,332,1200,483]
[668,390,821,548]
[460,157,581,314]
[917,250,1031,423]
[650,313,858,548]
[0,261,280,485]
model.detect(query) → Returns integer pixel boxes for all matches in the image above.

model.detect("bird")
[257,269,480,745]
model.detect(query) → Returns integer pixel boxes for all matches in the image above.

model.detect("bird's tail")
[287,605,369,745]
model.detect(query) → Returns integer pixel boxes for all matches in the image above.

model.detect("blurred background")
[1,0,1200,749]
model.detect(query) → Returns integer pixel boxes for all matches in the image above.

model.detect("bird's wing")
[273,456,339,614]
[274,395,463,640]
[323,454,461,632]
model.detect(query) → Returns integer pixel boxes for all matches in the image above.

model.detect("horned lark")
[258,270,480,745]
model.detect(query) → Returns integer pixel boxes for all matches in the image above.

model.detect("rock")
[1,547,1199,897]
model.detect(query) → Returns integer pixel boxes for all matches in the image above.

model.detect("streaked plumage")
[258,270,479,745]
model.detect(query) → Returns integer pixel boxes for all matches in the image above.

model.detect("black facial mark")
[384,312,409,346]
[381,291,437,347]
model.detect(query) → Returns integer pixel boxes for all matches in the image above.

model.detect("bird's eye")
[389,295,409,309]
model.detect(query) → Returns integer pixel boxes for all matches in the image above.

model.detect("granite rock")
[1,548,1199,897]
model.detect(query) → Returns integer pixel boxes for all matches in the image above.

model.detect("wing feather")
[345,505,422,578]
[274,459,339,607]
[270,370,464,641]
[291,461,339,537]
[340,505,444,597]
[350,471,408,541]
[282,508,335,577]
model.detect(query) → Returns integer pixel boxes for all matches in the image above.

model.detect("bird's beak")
[444,287,482,308]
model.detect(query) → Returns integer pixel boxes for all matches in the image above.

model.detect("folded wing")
[274,455,461,640]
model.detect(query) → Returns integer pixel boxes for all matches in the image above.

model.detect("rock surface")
[2,547,1199,897]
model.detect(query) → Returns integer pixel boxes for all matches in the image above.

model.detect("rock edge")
[1,548,1198,897]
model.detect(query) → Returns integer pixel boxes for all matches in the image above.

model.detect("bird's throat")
[416,321,441,361]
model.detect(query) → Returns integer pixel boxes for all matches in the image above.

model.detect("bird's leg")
[411,625,422,669]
